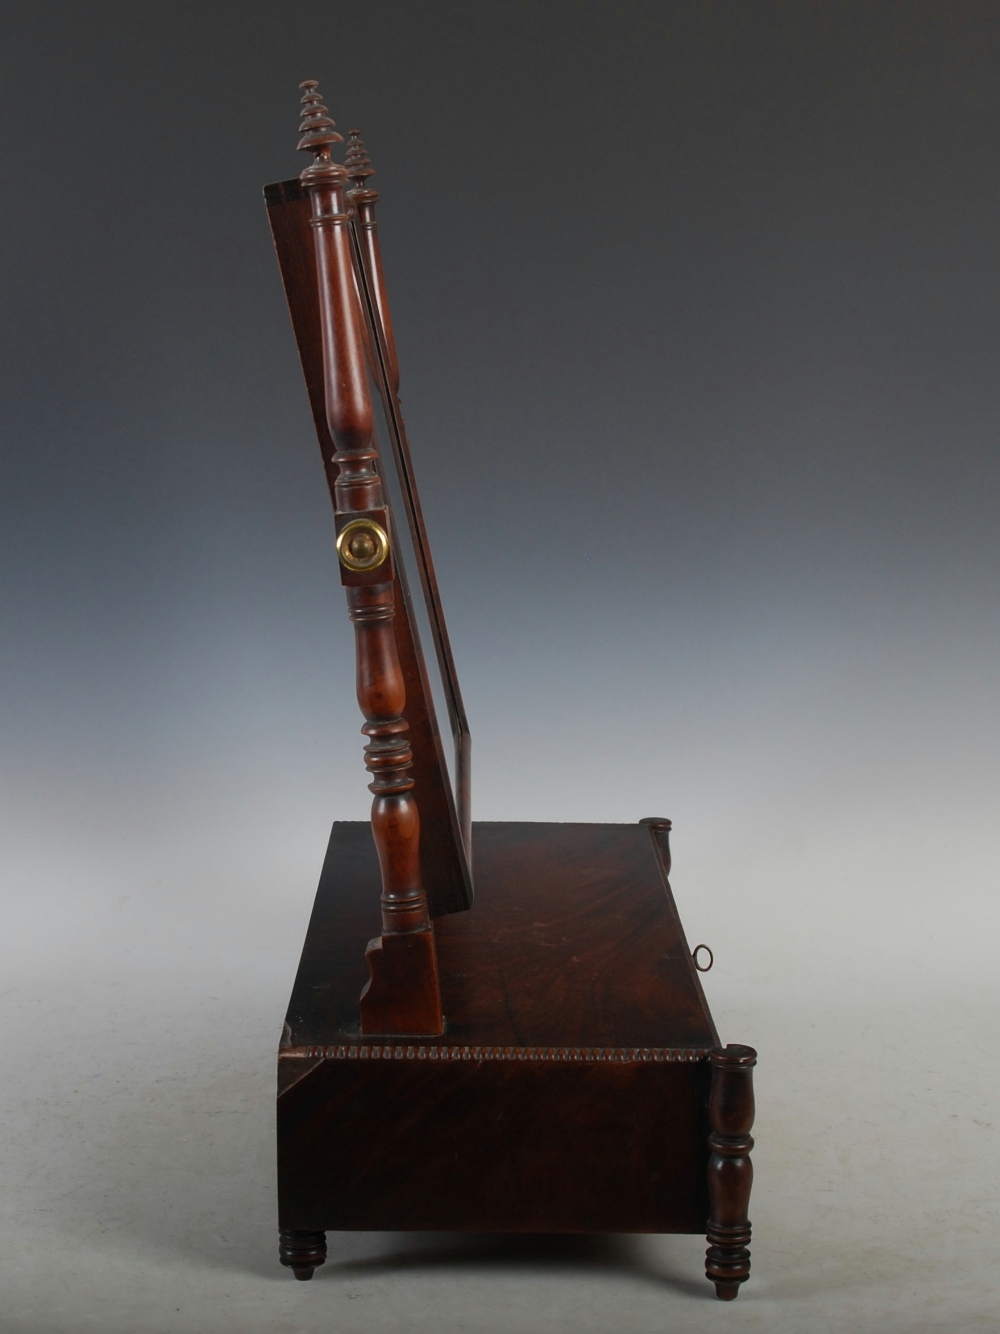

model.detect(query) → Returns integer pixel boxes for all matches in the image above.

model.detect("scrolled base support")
[359,927,445,1036]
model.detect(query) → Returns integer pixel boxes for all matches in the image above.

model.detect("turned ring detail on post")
[693,943,714,972]
[337,518,390,572]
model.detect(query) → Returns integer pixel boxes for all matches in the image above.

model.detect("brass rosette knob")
[336,517,390,573]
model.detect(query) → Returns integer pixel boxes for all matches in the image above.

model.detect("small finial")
[296,79,343,158]
[345,129,375,189]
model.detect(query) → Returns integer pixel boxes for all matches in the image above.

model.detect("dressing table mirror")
[263,80,757,1301]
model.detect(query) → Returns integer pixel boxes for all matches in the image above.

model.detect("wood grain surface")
[282,821,719,1051]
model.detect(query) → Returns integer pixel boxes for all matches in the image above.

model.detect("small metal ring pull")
[693,943,714,973]
[337,518,389,572]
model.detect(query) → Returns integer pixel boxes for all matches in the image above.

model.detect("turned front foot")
[706,1044,756,1300]
[279,1228,326,1280]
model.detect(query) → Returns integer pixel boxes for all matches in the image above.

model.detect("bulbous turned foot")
[706,1220,752,1299]
[713,1280,741,1301]
[279,1228,326,1280]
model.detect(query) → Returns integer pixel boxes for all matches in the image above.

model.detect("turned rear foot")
[279,1228,326,1280]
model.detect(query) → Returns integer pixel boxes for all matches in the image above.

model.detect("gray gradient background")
[2,2,998,1331]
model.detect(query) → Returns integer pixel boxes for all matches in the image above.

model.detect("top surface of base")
[284,821,719,1051]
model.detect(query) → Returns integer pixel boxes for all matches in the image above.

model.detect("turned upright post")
[297,80,444,1037]
[345,128,400,393]
[344,126,473,860]
[706,1044,757,1299]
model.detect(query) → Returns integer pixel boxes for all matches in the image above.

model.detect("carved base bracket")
[359,927,445,1036]
[279,1228,327,1281]
[706,1043,756,1300]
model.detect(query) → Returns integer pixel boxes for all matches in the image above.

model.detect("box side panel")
[278,1056,710,1234]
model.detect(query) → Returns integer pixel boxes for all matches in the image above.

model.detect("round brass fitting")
[336,517,390,573]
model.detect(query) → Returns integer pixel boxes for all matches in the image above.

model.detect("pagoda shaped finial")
[345,129,376,191]
[296,79,343,159]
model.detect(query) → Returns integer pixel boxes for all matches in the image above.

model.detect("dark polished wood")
[264,175,472,918]
[267,80,757,1299]
[706,1044,756,1299]
[295,82,442,1035]
[283,821,720,1051]
[278,1228,327,1281]
[345,129,399,393]
[279,821,718,1235]
[344,134,473,863]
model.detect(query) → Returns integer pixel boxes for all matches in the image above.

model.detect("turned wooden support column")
[706,1043,756,1300]
[345,128,400,393]
[344,126,473,865]
[297,80,443,1037]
